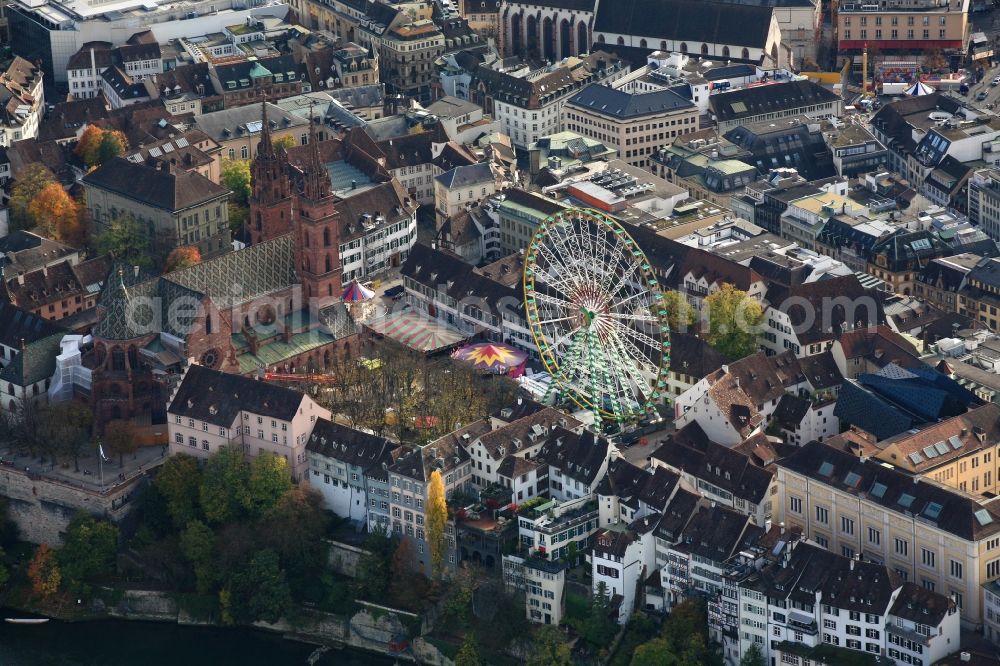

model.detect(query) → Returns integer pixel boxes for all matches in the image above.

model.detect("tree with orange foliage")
[75,126,129,168]
[27,182,81,244]
[75,126,104,167]
[27,544,61,598]
[163,246,202,273]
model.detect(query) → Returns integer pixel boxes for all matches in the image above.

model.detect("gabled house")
[761,274,887,358]
[662,504,762,611]
[306,419,400,526]
[674,351,838,445]
[651,422,775,525]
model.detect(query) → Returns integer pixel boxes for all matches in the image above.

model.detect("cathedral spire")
[302,103,332,201]
[258,99,274,159]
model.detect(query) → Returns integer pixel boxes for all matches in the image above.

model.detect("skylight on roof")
[908,452,924,464]
[246,120,263,133]
[923,445,939,459]
[871,482,888,498]
[911,238,932,251]
[949,435,963,450]
[975,508,994,526]
[924,501,943,520]
[934,441,950,456]
[818,461,834,477]
[898,493,916,508]
[844,471,862,488]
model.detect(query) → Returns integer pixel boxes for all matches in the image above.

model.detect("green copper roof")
[249,62,272,79]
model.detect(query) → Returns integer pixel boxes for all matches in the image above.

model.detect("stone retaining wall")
[0,465,141,544]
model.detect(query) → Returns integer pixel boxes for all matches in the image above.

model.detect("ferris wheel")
[522,207,671,427]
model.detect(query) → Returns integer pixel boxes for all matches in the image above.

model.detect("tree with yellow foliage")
[426,469,448,579]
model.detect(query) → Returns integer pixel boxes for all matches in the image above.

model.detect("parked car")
[991,76,1000,86]
[978,91,989,101]
[383,285,405,300]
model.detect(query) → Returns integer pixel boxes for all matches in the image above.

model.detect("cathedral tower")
[295,108,342,310]
[249,101,293,245]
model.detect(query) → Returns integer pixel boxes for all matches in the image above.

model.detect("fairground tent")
[364,311,467,353]
[451,342,528,376]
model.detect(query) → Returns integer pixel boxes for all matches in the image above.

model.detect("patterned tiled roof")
[94,267,144,341]
[96,235,298,342]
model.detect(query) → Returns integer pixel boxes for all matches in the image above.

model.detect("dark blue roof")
[567,84,694,120]
[834,379,915,441]
[835,365,977,439]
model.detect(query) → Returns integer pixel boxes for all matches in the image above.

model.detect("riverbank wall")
[7,589,453,665]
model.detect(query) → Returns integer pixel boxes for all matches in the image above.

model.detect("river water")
[0,612,396,666]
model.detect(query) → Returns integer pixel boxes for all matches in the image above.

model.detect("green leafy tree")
[703,283,763,359]
[443,565,475,626]
[199,446,251,524]
[741,643,766,666]
[155,454,203,528]
[230,549,292,624]
[426,469,448,578]
[259,485,330,597]
[583,581,617,647]
[631,638,675,666]
[663,290,697,332]
[96,130,127,165]
[94,214,153,270]
[454,633,481,666]
[246,452,292,517]
[58,513,118,591]
[356,523,394,600]
[273,135,296,150]
[228,202,249,233]
[180,520,217,595]
[526,625,573,666]
[221,159,251,204]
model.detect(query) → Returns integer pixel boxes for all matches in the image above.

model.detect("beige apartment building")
[564,85,699,170]
[837,0,969,55]
[458,0,500,38]
[368,20,445,103]
[81,158,232,260]
[866,404,1000,497]
[775,441,1000,627]
[168,365,331,482]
